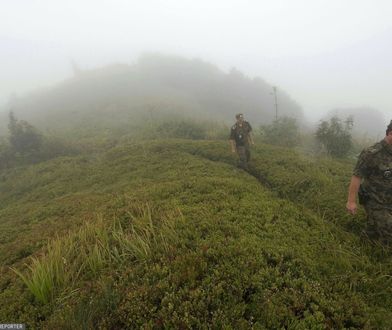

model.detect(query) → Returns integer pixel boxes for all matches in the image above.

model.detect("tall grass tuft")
[11,238,69,304]
[12,203,181,304]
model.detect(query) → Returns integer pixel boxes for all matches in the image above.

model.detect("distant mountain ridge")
[0,54,304,136]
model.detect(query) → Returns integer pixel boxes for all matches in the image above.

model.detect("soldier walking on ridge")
[347,120,392,244]
[229,113,254,170]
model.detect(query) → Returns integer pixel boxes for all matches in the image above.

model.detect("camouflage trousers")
[236,145,251,170]
[364,203,392,244]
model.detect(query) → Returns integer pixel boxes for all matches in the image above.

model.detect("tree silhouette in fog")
[8,111,42,154]
[316,115,353,158]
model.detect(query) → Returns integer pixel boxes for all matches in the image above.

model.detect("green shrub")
[260,116,301,148]
[0,113,79,170]
[155,119,207,139]
[8,111,43,154]
[316,115,354,158]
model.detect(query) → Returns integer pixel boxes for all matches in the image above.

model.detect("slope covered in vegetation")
[1,138,392,329]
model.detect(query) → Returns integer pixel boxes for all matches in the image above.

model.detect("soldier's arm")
[248,132,255,145]
[346,175,361,215]
[229,139,236,153]
[346,148,371,214]
[247,122,255,145]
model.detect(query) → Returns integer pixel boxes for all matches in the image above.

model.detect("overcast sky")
[1,0,392,121]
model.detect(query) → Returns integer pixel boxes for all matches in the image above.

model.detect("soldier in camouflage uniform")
[229,113,254,170]
[347,121,392,243]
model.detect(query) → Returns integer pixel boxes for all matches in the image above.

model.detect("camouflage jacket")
[229,121,252,147]
[353,139,392,205]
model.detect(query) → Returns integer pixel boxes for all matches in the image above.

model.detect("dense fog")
[1,0,392,136]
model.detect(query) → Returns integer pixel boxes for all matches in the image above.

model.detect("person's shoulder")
[231,123,237,130]
[365,141,384,154]
[360,141,384,158]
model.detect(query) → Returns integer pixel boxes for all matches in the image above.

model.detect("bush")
[316,115,354,158]
[8,111,42,154]
[0,140,13,170]
[259,116,300,148]
[156,119,207,139]
[0,113,79,169]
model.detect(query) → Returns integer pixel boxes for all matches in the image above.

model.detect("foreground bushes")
[3,139,392,328]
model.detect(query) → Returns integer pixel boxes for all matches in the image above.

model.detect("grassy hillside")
[1,138,392,329]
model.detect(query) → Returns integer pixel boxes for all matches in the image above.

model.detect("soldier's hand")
[231,149,236,153]
[346,201,357,215]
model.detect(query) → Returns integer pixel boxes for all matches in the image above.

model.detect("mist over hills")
[0,53,387,140]
[0,54,304,136]
[327,107,387,140]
